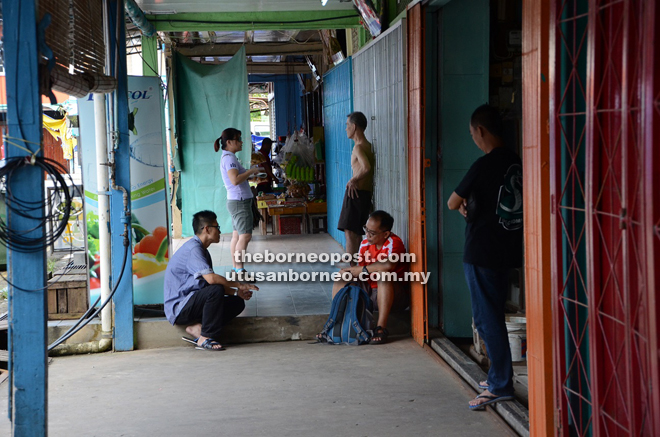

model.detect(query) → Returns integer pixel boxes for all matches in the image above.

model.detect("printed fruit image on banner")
[127,77,169,305]
[78,75,169,305]
[132,222,169,278]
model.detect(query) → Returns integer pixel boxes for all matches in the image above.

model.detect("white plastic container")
[506,315,527,362]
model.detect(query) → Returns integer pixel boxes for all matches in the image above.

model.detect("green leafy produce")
[86,211,99,239]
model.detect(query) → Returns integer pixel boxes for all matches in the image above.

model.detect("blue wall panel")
[322,59,353,248]
[249,74,302,140]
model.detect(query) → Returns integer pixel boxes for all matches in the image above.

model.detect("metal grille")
[551,0,660,435]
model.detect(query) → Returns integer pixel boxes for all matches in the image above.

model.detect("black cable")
[48,243,130,351]
[0,155,86,292]
[0,156,81,253]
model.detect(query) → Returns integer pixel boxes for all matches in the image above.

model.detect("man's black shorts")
[337,189,372,235]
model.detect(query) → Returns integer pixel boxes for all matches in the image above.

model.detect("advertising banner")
[79,76,169,305]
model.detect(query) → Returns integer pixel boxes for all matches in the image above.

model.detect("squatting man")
[164,210,258,351]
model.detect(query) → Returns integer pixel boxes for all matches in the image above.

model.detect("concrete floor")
[178,233,342,317]
[0,339,516,437]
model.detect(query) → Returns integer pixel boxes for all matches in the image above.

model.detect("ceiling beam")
[147,11,360,32]
[244,63,309,74]
[194,61,311,74]
[177,42,324,57]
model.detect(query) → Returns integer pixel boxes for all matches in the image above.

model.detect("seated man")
[164,210,258,351]
[331,210,410,344]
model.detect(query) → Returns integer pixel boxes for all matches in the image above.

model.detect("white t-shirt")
[220,150,253,200]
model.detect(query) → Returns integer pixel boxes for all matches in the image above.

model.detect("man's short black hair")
[261,137,273,151]
[470,105,503,138]
[192,210,217,235]
[347,111,368,131]
[369,210,394,232]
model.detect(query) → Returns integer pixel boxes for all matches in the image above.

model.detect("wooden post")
[522,0,554,435]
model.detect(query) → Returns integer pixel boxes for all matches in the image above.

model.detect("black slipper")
[370,326,389,345]
[195,338,225,351]
[469,394,514,410]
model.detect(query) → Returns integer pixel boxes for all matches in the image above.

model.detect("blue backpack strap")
[344,285,373,345]
[332,289,350,344]
[319,286,349,344]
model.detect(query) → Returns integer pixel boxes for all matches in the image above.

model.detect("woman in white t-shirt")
[214,128,263,277]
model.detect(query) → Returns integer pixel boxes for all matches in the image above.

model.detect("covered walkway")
[0,339,515,436]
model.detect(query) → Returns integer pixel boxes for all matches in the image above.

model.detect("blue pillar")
[3,0,48,433]
[108,0,134,351]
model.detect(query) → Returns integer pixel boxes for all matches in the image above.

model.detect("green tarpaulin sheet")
[174,47,251,236]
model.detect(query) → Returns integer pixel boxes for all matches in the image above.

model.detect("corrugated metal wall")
[322,58,353,247]
[352,22,409,246]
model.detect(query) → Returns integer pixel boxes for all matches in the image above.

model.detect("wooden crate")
[278,215,304,234]
[47,275,89,320]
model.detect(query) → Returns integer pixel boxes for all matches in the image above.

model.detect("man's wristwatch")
[362,266,369,275]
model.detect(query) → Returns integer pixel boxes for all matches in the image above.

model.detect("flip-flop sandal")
[478,381,489,389]
[310,332,328,344]
[469,394,514,410]
[370,326,389,345]
[195,338,225,351]
[182,336,199,346]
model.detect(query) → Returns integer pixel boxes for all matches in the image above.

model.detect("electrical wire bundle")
[0,155,81,253]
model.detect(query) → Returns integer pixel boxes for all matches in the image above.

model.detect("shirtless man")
[337,111,375,264]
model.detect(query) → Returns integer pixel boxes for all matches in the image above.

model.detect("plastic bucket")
[472,319,487,357]
[506,316,527,362]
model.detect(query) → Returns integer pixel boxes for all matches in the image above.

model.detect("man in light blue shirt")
[164,210,258,351]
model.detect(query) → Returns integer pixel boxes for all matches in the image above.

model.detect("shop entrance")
[425,0,528,403]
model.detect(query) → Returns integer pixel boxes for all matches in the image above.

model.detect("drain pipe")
[50,340,112,356]
[124,0,156,37]
[94,93,113,346]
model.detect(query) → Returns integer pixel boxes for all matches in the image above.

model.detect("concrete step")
[48,310,412,353]
[430,335,530,437]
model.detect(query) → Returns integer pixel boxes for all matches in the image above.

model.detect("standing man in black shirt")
[447,105,523,410]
